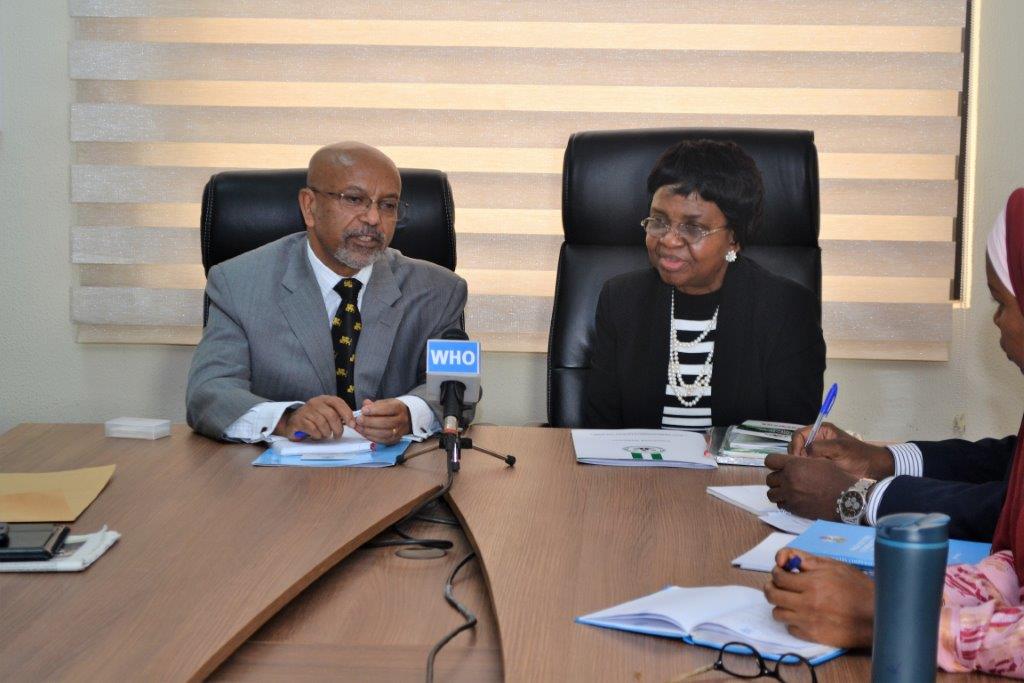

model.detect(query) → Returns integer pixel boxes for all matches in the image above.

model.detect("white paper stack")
[571,429,715,469]
[267,430,373,458]
[706,485,814,533]
[731,532,797,572]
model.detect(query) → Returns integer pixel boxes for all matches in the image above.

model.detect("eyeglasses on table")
[669,641,818,683]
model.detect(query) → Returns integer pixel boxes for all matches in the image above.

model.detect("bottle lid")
[876,512,949,544]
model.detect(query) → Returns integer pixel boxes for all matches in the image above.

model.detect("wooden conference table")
[0,424,991,682]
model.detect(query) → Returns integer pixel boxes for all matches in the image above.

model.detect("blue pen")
[784,556,802,573]
[804,382,838,448]
[293,431,309,441]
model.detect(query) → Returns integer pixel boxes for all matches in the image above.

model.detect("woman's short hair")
[646,139,765,247]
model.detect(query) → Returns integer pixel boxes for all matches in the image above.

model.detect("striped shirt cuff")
[864,476,896,527]
[887,442,924,476]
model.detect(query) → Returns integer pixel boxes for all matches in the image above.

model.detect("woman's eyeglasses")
[669,642,818,683]
[640,216,729,244]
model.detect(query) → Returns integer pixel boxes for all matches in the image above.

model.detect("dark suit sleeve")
[763,286,826,425]
[584,284,623,428]
[914,436,1017,483]
[876,435,1016,541]
[878,476,1007,542]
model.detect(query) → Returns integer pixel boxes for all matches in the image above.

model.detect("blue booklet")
[251,440,411,468]
[787,520,991,570]
[576,585,843,666]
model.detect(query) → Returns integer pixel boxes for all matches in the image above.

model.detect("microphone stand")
[403,380,516,470]
[404,423,516,471]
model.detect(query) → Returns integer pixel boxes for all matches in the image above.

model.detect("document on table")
[253,439,411,468]
[706,485,813,533]
[267,431,373,457]
[0,465,115,522]
[571,429,715,468]
[731,532,797,572]
[577,585,842,664]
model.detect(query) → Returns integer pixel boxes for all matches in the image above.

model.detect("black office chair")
[547,128,821,428]
[199,168,456,324]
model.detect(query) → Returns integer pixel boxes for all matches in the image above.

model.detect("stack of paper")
[706,485,813,534]
[254,439,411,468]
[570,429,715,469]
[716,420,801,466]
[267,431,373,458]
[731,532,797,572]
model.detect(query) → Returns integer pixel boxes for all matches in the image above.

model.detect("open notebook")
[577,585,843,665]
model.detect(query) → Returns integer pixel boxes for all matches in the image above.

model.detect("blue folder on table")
[787,519,990,570]
[252,440,411,468]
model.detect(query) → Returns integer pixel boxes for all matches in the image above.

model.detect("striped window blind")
[69,0,969,360]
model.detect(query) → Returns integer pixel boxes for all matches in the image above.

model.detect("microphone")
[425,329,482,434]
[425,329,482,471]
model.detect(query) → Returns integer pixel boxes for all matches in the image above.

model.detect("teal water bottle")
[872,512,950,683]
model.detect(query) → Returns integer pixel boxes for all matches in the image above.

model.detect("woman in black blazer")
[585,139,826,430]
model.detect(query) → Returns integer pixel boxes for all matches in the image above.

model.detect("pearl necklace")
[667,291,718,408]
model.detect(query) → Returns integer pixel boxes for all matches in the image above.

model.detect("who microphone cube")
[425,339,481,402]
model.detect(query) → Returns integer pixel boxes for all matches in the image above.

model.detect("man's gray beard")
[333,242,384,270]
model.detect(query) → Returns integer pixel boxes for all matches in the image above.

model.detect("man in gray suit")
[186,142,468,445]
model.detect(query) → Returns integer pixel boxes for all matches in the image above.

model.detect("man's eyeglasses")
[307,186,408,222]
[641,216,728,245]
[670,642,818,683]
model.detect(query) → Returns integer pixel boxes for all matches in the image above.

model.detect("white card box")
[105,417,171,440]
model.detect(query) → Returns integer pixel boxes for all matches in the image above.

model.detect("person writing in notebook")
[186,142,469,445]
[584,139,825,432]
[764,189,1024,677]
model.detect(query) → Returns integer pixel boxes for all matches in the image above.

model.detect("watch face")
[839,491,865,520]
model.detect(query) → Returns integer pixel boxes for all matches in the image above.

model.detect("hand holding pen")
[804,382,838,448]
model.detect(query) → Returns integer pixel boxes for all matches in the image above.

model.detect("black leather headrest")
[200,167,456,273]
[562,128,819,247]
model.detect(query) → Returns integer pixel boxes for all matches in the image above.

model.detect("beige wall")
[2,0,1022,439]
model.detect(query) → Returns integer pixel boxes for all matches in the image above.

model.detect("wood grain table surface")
[1,424,997,682]
[445,425,993,683]
[0,424,445,682]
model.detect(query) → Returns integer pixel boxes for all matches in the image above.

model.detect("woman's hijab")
[991,187,1024,583]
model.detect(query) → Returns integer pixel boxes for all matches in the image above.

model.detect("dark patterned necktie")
[331,278,363,408]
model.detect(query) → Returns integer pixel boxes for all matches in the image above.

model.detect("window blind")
[69,0,968,360]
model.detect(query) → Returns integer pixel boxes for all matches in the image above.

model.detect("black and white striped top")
[661,290,720,432]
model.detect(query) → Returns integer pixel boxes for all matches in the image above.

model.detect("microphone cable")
[364,449,458,553]
[425,551,478,683]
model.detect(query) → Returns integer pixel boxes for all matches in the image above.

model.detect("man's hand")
[764,549,874,649]
[355,398,411,445]
[273,395,355,441]
[789,422,895,480]
[764,453,857,520]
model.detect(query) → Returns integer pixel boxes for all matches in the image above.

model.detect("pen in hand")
[804,382,838,449]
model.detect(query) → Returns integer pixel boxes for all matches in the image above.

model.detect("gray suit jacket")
[186,233,468,439]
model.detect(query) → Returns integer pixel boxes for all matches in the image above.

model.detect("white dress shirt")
[222,241,439,442]
[863,442,925,525]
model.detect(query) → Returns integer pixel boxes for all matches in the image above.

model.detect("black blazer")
[879,435,1016,542]
[585,256,826,428]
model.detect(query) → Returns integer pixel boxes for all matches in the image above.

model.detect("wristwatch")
[836,478,876,525]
